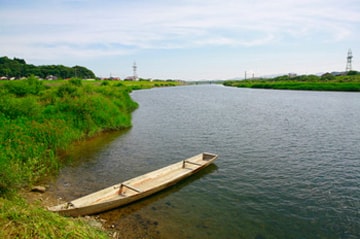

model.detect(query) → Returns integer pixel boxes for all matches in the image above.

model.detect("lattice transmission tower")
[133,61,138,80]
[346,49,353,72]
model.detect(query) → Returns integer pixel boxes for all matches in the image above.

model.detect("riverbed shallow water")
[45,85,360,239]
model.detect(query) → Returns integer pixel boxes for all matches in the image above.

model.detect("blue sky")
[1,0,359,80]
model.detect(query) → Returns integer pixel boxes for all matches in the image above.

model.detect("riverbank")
[0,78,182,238]
[223,72,360,91]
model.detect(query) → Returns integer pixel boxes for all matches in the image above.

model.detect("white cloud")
[2,1,357,47]
[0,0,359,79]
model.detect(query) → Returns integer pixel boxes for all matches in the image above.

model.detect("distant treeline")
[0,56,96,79]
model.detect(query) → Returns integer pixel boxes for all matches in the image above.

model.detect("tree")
[13,57,26,65]
[72,65,96,79]
[0,56,96,79]
[321,73,335,81]
[347,70,358,76]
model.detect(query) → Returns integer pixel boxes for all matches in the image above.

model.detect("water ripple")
[52,86,360,238]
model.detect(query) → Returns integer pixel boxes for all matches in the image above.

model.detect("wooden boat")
[48,152,218,216]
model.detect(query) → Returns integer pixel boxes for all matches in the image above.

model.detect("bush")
[69,78,83,86]
[4,77,45,96]
[0,156,20,195]
[347,70,359,76]
[100,80,110,86]
[56,83,79,97]
[321,73,335,81]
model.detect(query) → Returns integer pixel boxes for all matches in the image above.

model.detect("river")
[48,85,360,239]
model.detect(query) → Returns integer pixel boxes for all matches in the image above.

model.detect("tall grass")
[0,78,138,195]
[0,196,108,238]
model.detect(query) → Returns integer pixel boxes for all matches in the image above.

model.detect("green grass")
[0,196,108,239]
[122,79,182,90]
[223,74,360,91]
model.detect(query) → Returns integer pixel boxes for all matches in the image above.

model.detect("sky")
[1,0,359,81]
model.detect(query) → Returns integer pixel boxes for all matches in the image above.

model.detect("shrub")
[321,73,335,81]
[56,83,79,97]
[347,70,358,76]
[69,78,83,86]
[0,96,41,119]
[100,80,110,86]
[4,76,45,96]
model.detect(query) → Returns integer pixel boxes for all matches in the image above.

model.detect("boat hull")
[48,152,218,216]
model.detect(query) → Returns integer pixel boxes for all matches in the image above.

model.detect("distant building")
[288,73,297,78]
[124,76,137,81]
[108,76,121,81]
[46,75,58,80]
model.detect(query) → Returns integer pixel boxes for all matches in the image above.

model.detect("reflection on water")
[99,165,218,237]
[48,85,360,239]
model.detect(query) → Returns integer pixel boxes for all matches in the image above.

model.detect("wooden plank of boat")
[48,152,218,217]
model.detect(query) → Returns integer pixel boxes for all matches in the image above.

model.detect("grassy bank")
[223,73,360,91]
[0,78,147,238]
[122,79,182,90]
[0,78,139,194]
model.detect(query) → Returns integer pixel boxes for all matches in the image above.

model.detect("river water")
[48,85,360,239]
